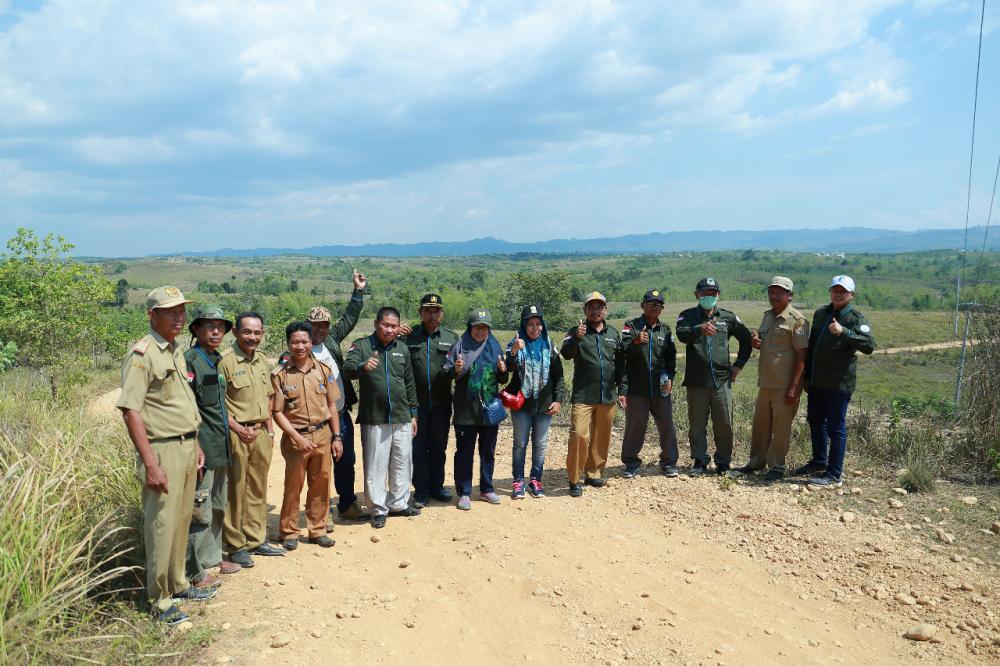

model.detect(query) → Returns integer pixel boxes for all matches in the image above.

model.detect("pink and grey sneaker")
[528,479,545,498]
[511,480,526,499]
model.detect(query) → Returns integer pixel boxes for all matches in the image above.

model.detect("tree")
[498,270,573,331]
[0,229,115,397]
[114,278,130,308]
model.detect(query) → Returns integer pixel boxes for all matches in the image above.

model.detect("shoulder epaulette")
[220,347,234,357]
[132,338,150,355]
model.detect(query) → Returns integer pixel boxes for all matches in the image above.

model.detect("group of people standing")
[118,270,874,625]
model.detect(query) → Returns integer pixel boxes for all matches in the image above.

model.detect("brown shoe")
[337,501,371,521]
[218,560,241,574]
[194,573,222,589]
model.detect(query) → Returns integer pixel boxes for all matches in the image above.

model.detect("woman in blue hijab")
[504,305,564,498]
[443,308,509,510]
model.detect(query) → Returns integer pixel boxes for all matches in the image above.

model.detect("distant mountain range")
[183,226,998,257]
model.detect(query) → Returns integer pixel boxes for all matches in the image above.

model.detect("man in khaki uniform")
[734,276,808,481]
[118,286,214,626]
[219,311,283,568]
[272,321,344,548]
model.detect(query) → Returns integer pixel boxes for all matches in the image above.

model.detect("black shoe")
[389,506,422,517]
[227,549,254,568]
[157,604,189,625]
[252,543,286,557]
[689,463,709,477]
[308,535,336,548]
[371,514,387,529]
[412,495,429,509]
[568,483,583,497]
[792,462,827,476]
[172,586,217,602]
[431,488,453,502]
[763,469,784,482]
[715,464,730,475]
[734,464,757,475]
[622,465,640,479]
[583,477,606,488]
[282,539,299,551]
[659,465,679,478]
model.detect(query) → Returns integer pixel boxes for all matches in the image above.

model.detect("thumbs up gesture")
[352,268,367,290]
[638,325,650,345]
[575,319,586,339]
[363,350,379,372]
[497,356,507,373]
[511,332,525,353]
[454,355,465,375]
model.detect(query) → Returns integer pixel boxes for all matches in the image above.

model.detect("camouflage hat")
[188,304,233,335]
[768,276,794,292]
[308,306,332,322]
[467,307,493,328]
[147,285,193,310]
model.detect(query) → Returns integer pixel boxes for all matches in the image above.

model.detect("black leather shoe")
[308,535,336,548]
[227,549,254,568]
[371,514,387,529]
[792,462,827,476]
[388,506,422,517]
[568,483,583,497]
[282,539,299,551]
[763,469,784,482]
[252,543,286,557]
[734,464,757,475]
[583,477,606,488]
[431,489,453,502]
[715,464,730,475]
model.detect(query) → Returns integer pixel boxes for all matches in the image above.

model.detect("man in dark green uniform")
[796,275,875,487]
[675,277,753,475]
[399,293,460,507]
[620,289,679,478]
[184,305,240,588]
[312,268,368,521]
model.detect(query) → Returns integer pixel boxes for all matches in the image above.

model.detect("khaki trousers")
[747,388,800,472]
[224,426,273,552]
[567,403,616,484]
[136,436,197,613]
[186,465,227,582]
[279,428,332,540]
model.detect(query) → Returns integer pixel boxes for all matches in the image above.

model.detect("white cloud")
[73,135,175,165]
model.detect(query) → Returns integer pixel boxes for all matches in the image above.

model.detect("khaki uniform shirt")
[219,343,274,424]
[757,305,809,391]
[116,330,201,439]
[271,356,340,429]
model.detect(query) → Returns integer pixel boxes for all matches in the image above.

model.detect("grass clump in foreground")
[0,374,182,664]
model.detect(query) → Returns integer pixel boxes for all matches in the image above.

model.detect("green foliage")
[899,460,936,493]
[0,229,115,397]
[0,341,15,372]
[497,270,574,331]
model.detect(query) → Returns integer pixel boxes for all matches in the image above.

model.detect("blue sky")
[1,0,998,256]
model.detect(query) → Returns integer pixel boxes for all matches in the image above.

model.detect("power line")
[954,0,987,336]
[972,152,999,283]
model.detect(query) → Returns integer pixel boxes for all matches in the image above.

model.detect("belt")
[295,421,328,435]
[238,420,265,427]
[150,430,197,444]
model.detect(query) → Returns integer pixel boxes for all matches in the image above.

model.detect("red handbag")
[499,388,525,410]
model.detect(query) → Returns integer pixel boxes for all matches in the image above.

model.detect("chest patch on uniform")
[859,324,871,334]
[185,372,194,383]
[283,384,298,392]
[392,352,404,358]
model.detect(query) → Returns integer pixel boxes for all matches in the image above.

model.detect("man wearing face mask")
[675,277,753,475]
[733,277,808,481]
[796,275,875,487]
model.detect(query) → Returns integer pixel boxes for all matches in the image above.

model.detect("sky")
[1,0,999,256]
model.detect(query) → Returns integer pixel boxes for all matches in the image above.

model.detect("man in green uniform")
[734,277,809,481]
[311,268,369,521]
[620,289,679,478]
[675,277,753,475]
[796,275,876,487]
[398,293,460,507]
[184,305,240,590]
[117,286,213,626]
[219,312,284,568]
[560,291,624,497]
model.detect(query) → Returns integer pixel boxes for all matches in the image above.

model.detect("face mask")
[699,295,718,310]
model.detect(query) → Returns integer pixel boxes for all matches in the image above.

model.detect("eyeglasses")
[645,303,664,309]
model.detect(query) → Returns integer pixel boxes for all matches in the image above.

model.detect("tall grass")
[0,375,162,664]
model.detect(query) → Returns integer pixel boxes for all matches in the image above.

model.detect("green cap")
[467,307,493,328]
[188,304,233,335]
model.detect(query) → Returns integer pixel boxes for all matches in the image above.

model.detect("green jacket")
[322,288,365,411]
[559,322,624,405]
[449,354,510,427]
[675,306,753,389]
[504,341,565,415]
[184,345,229,468]
[805,303,876,394]
[403,324,460,408]
[343,334,417,425]
[620,316,677,399]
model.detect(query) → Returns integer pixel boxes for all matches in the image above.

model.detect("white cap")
[830,275,856,292]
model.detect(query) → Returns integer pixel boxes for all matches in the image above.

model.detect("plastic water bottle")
[659,372,670,397]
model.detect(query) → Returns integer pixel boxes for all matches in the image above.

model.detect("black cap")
[420,293,444,308]
[696,277,720,292]
[642,289,665,304]
[520,304,544,322]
